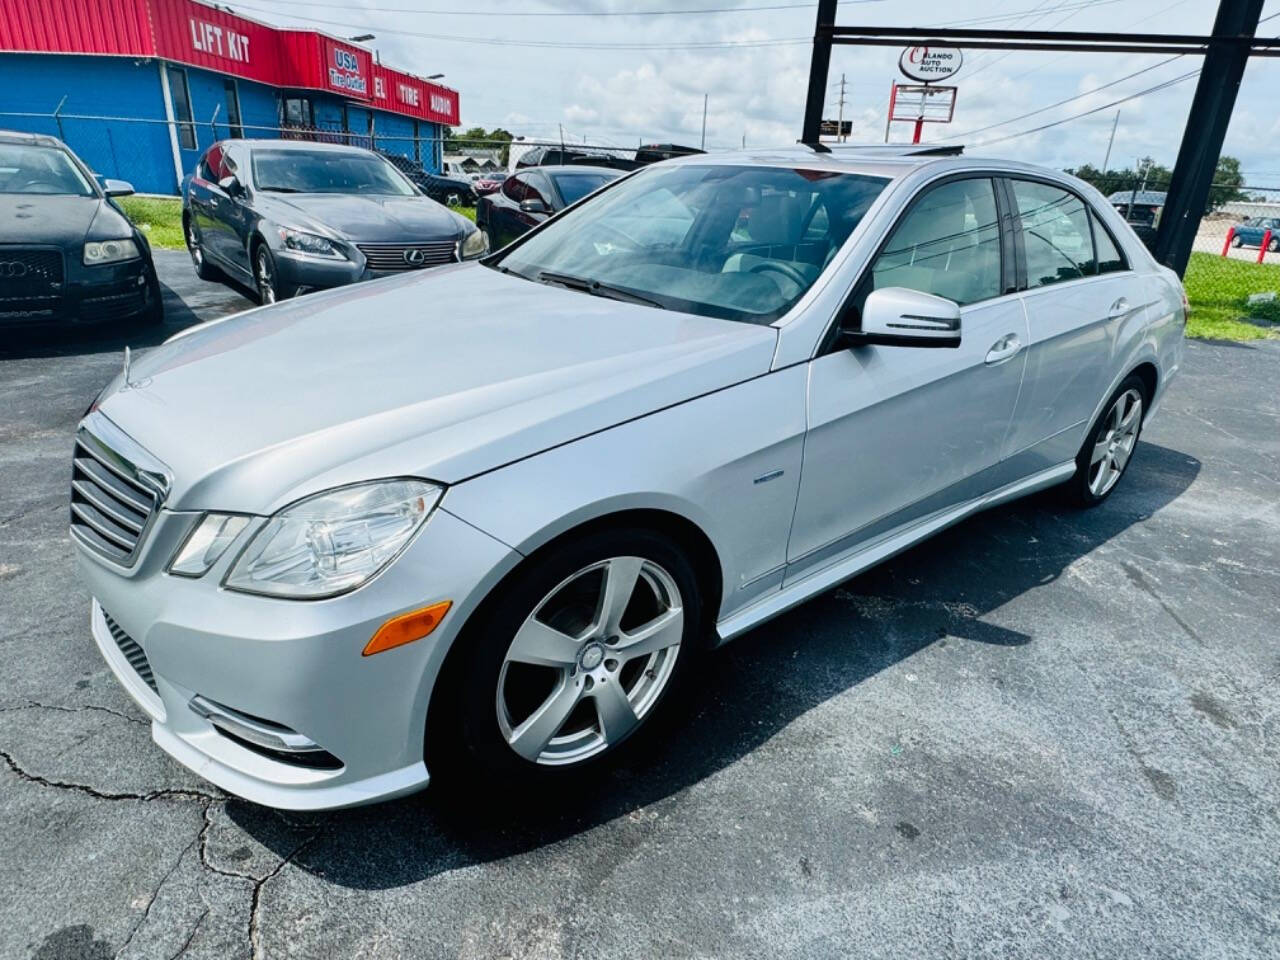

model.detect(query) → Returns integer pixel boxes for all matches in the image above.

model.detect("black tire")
[1268,237,1279,252]
[1065,373,1149,507]
[184,215,222,281]
[137,273,165,327]
[1231,234,1244,248]
[432,526,705,791]
[253,242,285,305]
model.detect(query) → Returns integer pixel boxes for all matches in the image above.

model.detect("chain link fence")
[1083,174,1280,338]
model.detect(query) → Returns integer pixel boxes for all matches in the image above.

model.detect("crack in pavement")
[0,746,215,803]
[166,907,209,960]
[114,833,201,960]
[249,827,324,960]
[0,699,149,726]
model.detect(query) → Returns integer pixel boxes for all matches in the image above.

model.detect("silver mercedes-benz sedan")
[73,146,1185,809]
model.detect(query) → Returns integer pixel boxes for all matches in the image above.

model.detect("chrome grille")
[102,609,158,695]
[70,432,160,565]
[357,240,457,272]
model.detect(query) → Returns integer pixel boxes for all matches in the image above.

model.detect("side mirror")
[520,198,550,215]
[840,287,962,349]
[102,178,135,197]
[218,175,243,197]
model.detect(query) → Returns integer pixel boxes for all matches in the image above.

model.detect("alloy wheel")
[255,249,276,304]
[1088,387,1142,497]
[496,556,684,766]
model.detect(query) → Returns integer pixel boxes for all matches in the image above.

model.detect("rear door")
[786,176,1029,581]
[1000,177,1145,472]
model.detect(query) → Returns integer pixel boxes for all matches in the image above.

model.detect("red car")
[473,173,507,196]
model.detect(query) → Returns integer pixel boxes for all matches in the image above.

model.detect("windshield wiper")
[260,186,302,193]
[536,270,663,309]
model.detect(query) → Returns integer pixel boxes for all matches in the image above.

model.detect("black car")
[182,140,486,303]
[379,152,476,207]
[477,165,622,249]
[513,145,639,173]
[0,130,161,327]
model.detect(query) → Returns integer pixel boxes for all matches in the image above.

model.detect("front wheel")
[254,245,282,305]
[185,216,221,281]
[436,528,704,789]
[1066,375,1147,507]
[1231,234,1244,248]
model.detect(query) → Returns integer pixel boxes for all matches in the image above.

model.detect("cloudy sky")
[232,0,1280,189]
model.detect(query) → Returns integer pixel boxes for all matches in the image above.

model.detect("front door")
[786,176,1029,582]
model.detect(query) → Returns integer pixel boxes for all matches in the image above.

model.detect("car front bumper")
[0,256,156,326]
[273,248,460,295]
[77,503,518,810]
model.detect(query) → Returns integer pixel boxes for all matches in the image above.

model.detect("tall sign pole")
[1153,0,1264,274]
[801,0,838,144]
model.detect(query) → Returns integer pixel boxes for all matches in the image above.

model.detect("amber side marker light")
[363,601,452,656]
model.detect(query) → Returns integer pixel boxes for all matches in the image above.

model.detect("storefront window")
[167,67,197,150]
[283,97,313,129]
[224,80,243,138]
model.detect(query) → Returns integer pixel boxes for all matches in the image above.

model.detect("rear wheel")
[1066,374,1147,507]
[1268,237,1279,252]
[434,528,704,789]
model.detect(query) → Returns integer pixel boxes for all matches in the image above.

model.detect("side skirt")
[714,461,1076,644]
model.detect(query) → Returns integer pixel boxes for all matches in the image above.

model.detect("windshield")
[252,149,416,195]
[551,170,618,205]
[495,164,889,324]
[0,143,95,196]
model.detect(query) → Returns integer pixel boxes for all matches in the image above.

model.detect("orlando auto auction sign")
[899,46,963,83]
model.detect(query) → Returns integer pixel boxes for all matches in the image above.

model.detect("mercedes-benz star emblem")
[403,248,427,266]
[0,261,31,278]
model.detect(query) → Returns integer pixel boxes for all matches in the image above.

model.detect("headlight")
[83,238,140,265]
[279,227,344,259]
[225,479,442,599]
[169,514,250,577]
[459,228,488,260]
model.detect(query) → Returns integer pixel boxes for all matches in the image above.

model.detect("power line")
[972,69,1201,148]
[229,0,875,15]
[229,3,811,48]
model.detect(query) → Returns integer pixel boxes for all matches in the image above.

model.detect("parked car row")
[0,129,163,327]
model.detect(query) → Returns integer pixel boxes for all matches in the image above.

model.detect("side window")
[198,145,223,182]
[1090,210,1127,274]
[502,175,527,202]
[167,67,197,150]
[865,177,1003,307]
[1012,180,1096,288]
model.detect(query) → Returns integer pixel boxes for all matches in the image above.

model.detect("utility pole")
[1153,0,1264,274]
[833,73,848,142]
[801,0,838,144]
[700,94,708,150]
[1102,109,1119,174]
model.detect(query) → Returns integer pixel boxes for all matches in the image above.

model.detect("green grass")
[1183,251,1280,340]
[454,204,476,222]
[116,195,186,250]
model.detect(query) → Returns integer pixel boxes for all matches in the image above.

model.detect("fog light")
[363,601,452,656]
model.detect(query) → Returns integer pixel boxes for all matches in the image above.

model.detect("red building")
[0,0,462,193]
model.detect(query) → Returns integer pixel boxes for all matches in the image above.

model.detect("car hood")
[0,195,127,246]
[257,192,465,242]
[96,264,777,513]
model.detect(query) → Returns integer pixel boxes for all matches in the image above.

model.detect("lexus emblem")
[403,248,426,266]
[0,260,30,278]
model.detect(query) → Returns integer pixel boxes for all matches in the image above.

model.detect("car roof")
[0,129,66,149]
[529,165,624,176]
[235,139,376,154]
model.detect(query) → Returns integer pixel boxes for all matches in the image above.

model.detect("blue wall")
[0,53,444,193]
[0,53,177,194]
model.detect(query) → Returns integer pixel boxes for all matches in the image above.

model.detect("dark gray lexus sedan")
[181,140,487,303]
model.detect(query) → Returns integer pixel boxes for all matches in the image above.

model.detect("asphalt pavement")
[1,258,1277,959]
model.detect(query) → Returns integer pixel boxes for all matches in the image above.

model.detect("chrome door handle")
[985,333,1021,365]
[1108,297,1130,319]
